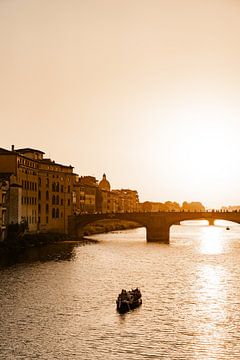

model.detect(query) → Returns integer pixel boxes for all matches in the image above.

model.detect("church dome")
[99,173,110,191]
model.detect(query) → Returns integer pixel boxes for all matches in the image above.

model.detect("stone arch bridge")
[68,212,240,244]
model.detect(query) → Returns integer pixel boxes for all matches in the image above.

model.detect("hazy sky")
[1,0,240,208]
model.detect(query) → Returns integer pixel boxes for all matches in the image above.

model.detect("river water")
[1,221,240,359]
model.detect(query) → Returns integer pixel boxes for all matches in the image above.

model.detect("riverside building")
[0,147,140,236]
[0,146,76,234]
[98,174,139,213]
[73,176,98,214]
[0,178,8,240]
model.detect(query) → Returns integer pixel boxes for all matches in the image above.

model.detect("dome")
[99,173,111,191]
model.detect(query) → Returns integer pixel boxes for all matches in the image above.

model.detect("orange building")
[98,174,139,213]
[0,146,76,234]
[74,176,97,214]
[0,148,141,237]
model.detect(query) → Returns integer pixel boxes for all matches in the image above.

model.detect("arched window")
[52,182,56,192]
[52,208,55,219]
[56,195,59,205]
[56,208,59,218]
[46,204,49,214]
[52,195,55,205]
[46,190,49,201]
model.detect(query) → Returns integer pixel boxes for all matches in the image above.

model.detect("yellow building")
[0,146,76,234]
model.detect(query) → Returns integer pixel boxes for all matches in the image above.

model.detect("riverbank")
[0,220,140,266]
[77,219,140,237]
[0,232,99,267]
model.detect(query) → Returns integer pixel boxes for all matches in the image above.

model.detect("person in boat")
[119,290,127,301]
[120,289,132,302]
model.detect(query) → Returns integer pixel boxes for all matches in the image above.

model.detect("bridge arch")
[68,212,240,244]
[68,213,146,239]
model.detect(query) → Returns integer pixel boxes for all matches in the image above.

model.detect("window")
[46,190,49,201]
[56,208,59,218]
[52,195,55,205]
[2,210,6,224]
[52,208,55,219]
[56,195,59,205]
[46,204,49,214]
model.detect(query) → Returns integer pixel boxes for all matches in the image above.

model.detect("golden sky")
[1,0,240,208]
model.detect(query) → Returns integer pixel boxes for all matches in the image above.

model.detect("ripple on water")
[1,225,240,359]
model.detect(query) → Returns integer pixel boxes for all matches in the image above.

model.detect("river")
[1,221,240,359]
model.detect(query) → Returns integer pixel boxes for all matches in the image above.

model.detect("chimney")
[11,145,15,151]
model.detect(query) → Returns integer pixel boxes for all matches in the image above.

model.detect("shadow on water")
[0,242,82,268]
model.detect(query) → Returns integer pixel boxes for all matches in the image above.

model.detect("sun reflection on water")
[199,226,225,255]
[193,264,228,359]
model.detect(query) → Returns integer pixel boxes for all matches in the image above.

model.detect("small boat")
[116,288,142,314]
[226,227,230,230]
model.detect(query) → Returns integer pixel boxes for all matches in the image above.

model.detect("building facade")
[0,146,76,234]
[0,148,140,237]
[0,179,8,241]
[73,176,97,214]
[97,174,139,213]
